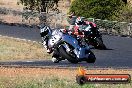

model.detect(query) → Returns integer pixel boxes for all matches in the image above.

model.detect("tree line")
[20,0,132,22]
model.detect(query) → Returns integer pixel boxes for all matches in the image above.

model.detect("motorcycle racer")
[40,26,52,53]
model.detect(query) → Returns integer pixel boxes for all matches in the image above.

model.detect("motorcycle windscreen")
[61,34,79,48]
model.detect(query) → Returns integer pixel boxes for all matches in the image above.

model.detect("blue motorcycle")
[40,25,96,63]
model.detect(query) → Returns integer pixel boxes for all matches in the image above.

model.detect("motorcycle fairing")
[48,30,63,48]
[61,34,90,59]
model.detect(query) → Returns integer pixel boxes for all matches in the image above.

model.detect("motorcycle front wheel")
[58,45,78,64]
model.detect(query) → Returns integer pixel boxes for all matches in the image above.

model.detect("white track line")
[0,34,41,44]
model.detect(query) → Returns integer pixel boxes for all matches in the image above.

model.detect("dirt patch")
[0,14,23,23]
[0,67,76,81]
[0,67,131,80]
[0,0,23,11]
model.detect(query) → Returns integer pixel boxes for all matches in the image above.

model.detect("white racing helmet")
[40,26,52,37]
[75,17,85,25]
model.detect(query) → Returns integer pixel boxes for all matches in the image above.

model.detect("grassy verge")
[0,67,94,88]
[0,67,131,88]
[1,76,131,88]
[0,76,131,88]
[0,36,51,61]
[0,76,95,88]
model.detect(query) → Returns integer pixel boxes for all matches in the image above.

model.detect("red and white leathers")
[84,21,97,28]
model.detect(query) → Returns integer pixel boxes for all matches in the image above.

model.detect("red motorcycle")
[63,21,106,49]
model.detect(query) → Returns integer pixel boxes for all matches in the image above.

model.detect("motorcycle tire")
[86,51,96,63]
[95,38,106,50]
[59,45,78,64]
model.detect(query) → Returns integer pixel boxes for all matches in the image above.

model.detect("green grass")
[0,76,131,88]
[0,76,95,88]
[96,83,132,88]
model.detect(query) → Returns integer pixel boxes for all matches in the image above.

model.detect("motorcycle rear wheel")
[95,38,106,50]
[59,45,78,64]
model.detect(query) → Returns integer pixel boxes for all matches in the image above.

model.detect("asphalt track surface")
[0,24,132,69]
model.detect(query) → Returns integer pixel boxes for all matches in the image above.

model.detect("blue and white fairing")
[48,29,90,59]
[48,30,90,59]
[61,34,90,59]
